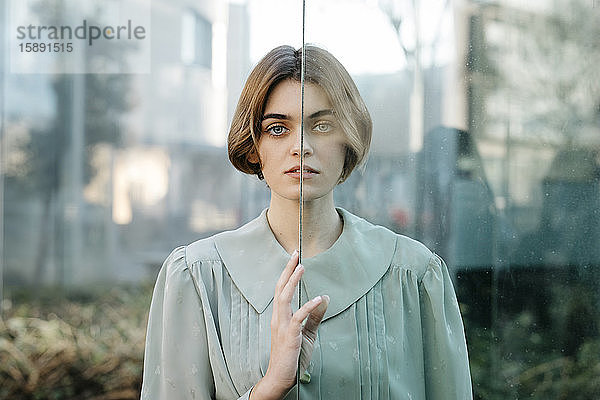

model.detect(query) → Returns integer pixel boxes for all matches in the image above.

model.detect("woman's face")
[252,79,347,202]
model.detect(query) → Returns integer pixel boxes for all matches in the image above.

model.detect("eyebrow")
[262,113,289,121]
[261,109,334,122]
[308,109,334,119]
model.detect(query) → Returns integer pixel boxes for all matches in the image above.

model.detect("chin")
[269,186,302,202]
[299,188,334,202]
[270,188,331,203]
[266,178,335,202]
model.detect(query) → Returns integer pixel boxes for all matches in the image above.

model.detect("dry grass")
[0,284,153,400]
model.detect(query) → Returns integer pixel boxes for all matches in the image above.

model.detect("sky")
[247,0,455,75]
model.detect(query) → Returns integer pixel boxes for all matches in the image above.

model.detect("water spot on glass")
[328,342,338,351]
[154,365,161,375]
[353,348,360,361]
[166,378,176,388]
[191,363,198,375]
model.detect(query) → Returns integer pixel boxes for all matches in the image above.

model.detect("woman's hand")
[250,250,329,400]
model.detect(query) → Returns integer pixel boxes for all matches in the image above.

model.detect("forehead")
[263,79,332,116]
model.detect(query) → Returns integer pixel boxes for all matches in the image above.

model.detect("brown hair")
[228,44,372,183]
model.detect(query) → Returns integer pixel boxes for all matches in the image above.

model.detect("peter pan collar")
[212,208,397,321]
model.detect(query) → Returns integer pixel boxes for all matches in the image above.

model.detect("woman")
[141,45,472,400]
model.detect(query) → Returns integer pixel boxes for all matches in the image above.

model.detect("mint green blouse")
[141,208,472,399]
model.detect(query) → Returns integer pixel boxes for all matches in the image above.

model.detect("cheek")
[257,142,278,170]
[330,140,347,168]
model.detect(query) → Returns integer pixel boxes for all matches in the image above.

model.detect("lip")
[284,165,319,178]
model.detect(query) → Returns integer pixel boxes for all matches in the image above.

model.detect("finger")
[289,296,324,332]
[274,250,299,296]
[278,263,304,304]
[298,336,315,373]
[303,295,329,339]
[299,335,314,373]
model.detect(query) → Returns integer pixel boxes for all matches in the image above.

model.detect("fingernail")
[312,296,322,303]
[295,264,304,273]
[292,249,298,257]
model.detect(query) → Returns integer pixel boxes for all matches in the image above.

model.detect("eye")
[313,122,332,133]
[265,124,289,136]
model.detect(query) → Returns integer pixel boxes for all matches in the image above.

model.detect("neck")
[266,192,343,259]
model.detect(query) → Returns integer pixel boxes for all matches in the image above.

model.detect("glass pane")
[2,0,599,398]
[302,0,600,398]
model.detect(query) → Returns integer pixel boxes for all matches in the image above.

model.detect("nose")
[290,127,313,157]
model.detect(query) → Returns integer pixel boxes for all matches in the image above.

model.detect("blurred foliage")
[0,284,152,400]
[463,268,600,399]
[468,315,600,399]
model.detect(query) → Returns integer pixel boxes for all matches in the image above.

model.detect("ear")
[248,148,259,164]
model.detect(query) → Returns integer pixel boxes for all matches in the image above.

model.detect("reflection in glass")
[303,0,600,398]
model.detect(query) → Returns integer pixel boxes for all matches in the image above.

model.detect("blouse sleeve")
[140,246,216,399]
[141,247,255,400]
[419,254,473,399]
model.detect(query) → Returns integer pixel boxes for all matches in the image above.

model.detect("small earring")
[257,171,264,180]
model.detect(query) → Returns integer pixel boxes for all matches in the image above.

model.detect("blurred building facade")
[1,0,271,286]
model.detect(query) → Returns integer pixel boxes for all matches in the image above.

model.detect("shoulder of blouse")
[156,238,225,304]
[184,235,222,266]
[160,245,188,275]
[389,233,437,281]
[337,208,437,283]
[159,238,223,287]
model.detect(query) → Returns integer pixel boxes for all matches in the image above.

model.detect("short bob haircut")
[228,44,372,183]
